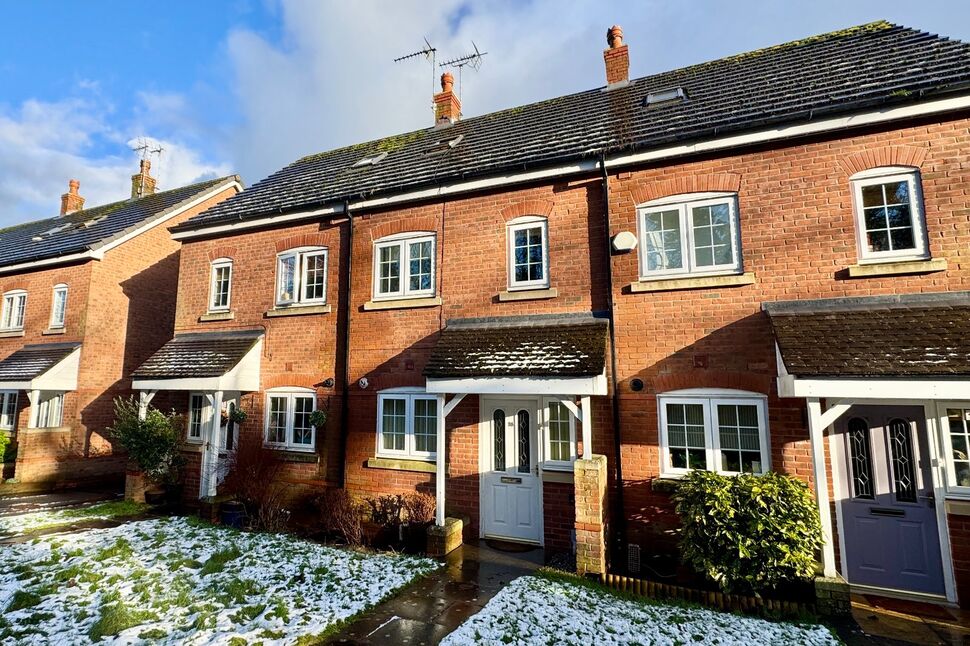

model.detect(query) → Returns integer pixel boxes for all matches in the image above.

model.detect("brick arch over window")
[262,374,321,391]
[839,145,927,176]
[500,199,554,222]
[631,173,742,206]
[275,233,328,253]
[651,371,772,395]
[207,246,237,261]
[370,216,439,242]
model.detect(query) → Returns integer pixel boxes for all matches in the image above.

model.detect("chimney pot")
[68,179,80,194]
[607,25,624,48]
[60,179,85,216]
[441,72,454,93]
[433,70,461,127]
[131,158,157,199]
[604,24,630,88]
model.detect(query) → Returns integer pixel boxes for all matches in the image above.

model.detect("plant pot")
[404,521,432,553]
[219,500,247,529]
[144,489,167,506]
[124,469,147,503]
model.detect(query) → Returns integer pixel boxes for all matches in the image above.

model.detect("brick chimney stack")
[604,25,630,89]
[60,179,84,216]
[434,71,461,127]
[131,159,157,199]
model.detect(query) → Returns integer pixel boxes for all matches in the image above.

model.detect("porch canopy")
[131,329,263,393]
[764,290,970,583]
[0,342,81,391]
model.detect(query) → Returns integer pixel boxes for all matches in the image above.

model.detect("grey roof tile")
[132,330,263,380]
[0,342,80,382]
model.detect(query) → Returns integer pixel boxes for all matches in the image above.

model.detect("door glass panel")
[493,409,506,471]
[517,409,530,474]
[847,417,874,500]
[888,418,918,503]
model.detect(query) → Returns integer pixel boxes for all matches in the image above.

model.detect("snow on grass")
[442,573,839,646]
[0,501,148,536]
[0,517,438,644]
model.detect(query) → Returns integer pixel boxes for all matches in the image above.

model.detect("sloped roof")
[0,176,238,269]
[0,343,80,382]
[131,330,262,380]
[764,292,970,377]
[424,313,609,379]
[176,21,970,232]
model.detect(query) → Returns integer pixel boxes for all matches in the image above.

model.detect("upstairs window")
[1,290,26,331]
[264,388,316,452]
[49,284,68,329]
[208,259,232,312]
[276,247,328,306]
[507,217,549,290]
[638,194,742,279]
[373,233,435,300]
[376,390,438,460]
[851,167,928,262]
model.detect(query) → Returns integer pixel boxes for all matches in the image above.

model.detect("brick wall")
[948,513,970,606]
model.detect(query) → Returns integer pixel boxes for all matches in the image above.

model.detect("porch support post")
[27,389,40,428]
[435,393,447,527]
[137,390,157,421]
[807,397,837,578]
[201,390,223,499]
[580,395,593,459]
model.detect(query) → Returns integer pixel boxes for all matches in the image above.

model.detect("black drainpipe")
[600,152,627,565]
[336,200,353,487]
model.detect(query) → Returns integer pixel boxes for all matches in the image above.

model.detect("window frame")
[49,284,68,329]
[542,397,577,471]
[372,233,436,301]
[186,392,207,444]
[1,290,27,331]
[275,247,328,307]
[0,391,18,431]
[637,193,743,280]
[507,217,550,290]
[850,167,929,263]
[938,401,970,499]
[262,388,317,452]
[375,389,439,461]
[208,258,233,312]
[34,392,64,429]
[657,389,770,478]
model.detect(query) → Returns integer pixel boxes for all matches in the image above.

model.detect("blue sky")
[0,1,967,225]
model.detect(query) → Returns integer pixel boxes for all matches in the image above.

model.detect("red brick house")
[0,163,240,487]
[146,22,970,606]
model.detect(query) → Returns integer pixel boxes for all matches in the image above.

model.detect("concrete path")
[0,487,120,516]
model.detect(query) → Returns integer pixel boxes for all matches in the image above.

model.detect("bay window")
[373,234,435,300]
[276,247,328,306]
[376,390,438,459]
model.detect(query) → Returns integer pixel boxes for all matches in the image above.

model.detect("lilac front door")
[836,405,945,596]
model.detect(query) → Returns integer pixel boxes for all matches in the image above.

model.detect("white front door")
[481,398,542,544]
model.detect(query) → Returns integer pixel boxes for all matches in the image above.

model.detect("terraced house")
[0,162,240,487]
[141,21,970,607]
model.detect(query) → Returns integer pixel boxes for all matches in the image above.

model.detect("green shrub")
[673,470,823,593]
[107,397,185,485]
[0,432,9,464]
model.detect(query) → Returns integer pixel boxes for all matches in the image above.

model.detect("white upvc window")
[49,284,68,329]
[372,233,435,300]
[35,392,64,428]
[543,398,576,469]
[507,217,550,290]
[658,389,769,477]
[850,167,928,263]
[263,388,316,452]
[208,258,232,312]
[376,389,438,460]
[187,392,207,444]
[638,193,742,279]
[0,391,18,430]
[276,247,328,306]
[1,290,26,331]
[939,403,970,498]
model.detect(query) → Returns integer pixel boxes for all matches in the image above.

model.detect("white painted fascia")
[778,375,970,400]
[132,337,262,393]
[169,93,970,241]
[426,372,607,396]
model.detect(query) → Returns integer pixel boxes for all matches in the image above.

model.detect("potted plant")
[308,408,327,430]
[108,397,184,505]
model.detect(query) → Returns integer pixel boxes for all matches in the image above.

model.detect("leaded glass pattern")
[547,401,571,462]
[860,180,916,253]
[717,404,762,473]
[691,203,734,268]
[413,398,437,453]
[381,397,406,452]
[847,417,874,500]
[267,395,288,444]
[666,402,706,470]
[888,418,917,503]
[493,409,506,471]
[512,226,544,283]
[642,209,683,272]
[947,408,970,488]
[292,395,314,446]
[517,410,531,473]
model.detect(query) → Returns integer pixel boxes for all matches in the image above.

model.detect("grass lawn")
[442,571,839,646]
[0,500,149,536]
[0,517,437,644]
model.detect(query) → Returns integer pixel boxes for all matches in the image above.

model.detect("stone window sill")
[0,329,25,338]
[367,456,436,473]
[42,328,66,336]
[363,296,442,311]
[945,499,970,516]
[270,449,320,464]
[265,304,332,318]
[847,258,947,278]
[498,287,558,302]
[199,311,234,322]
[21,426,71,434]
[630,272,756,293]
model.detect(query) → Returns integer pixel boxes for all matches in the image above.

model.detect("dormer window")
[1,290,26,331]
[850,167,928,263]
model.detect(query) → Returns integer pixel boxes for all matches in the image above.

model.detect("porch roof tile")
[0,342,80,381]
[424,313,609,379]
[131,330,262,380]
[764,291,970,377]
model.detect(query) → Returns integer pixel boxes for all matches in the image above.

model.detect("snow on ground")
[442,574,839,646]
[0,517,438,645]
[0,501,145,536]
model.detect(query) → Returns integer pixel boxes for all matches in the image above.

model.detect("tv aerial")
[394,38,439,111]
[439,41,487,99]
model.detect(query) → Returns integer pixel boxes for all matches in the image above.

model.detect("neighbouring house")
[142,21,970,607]
[0,162,240,487]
